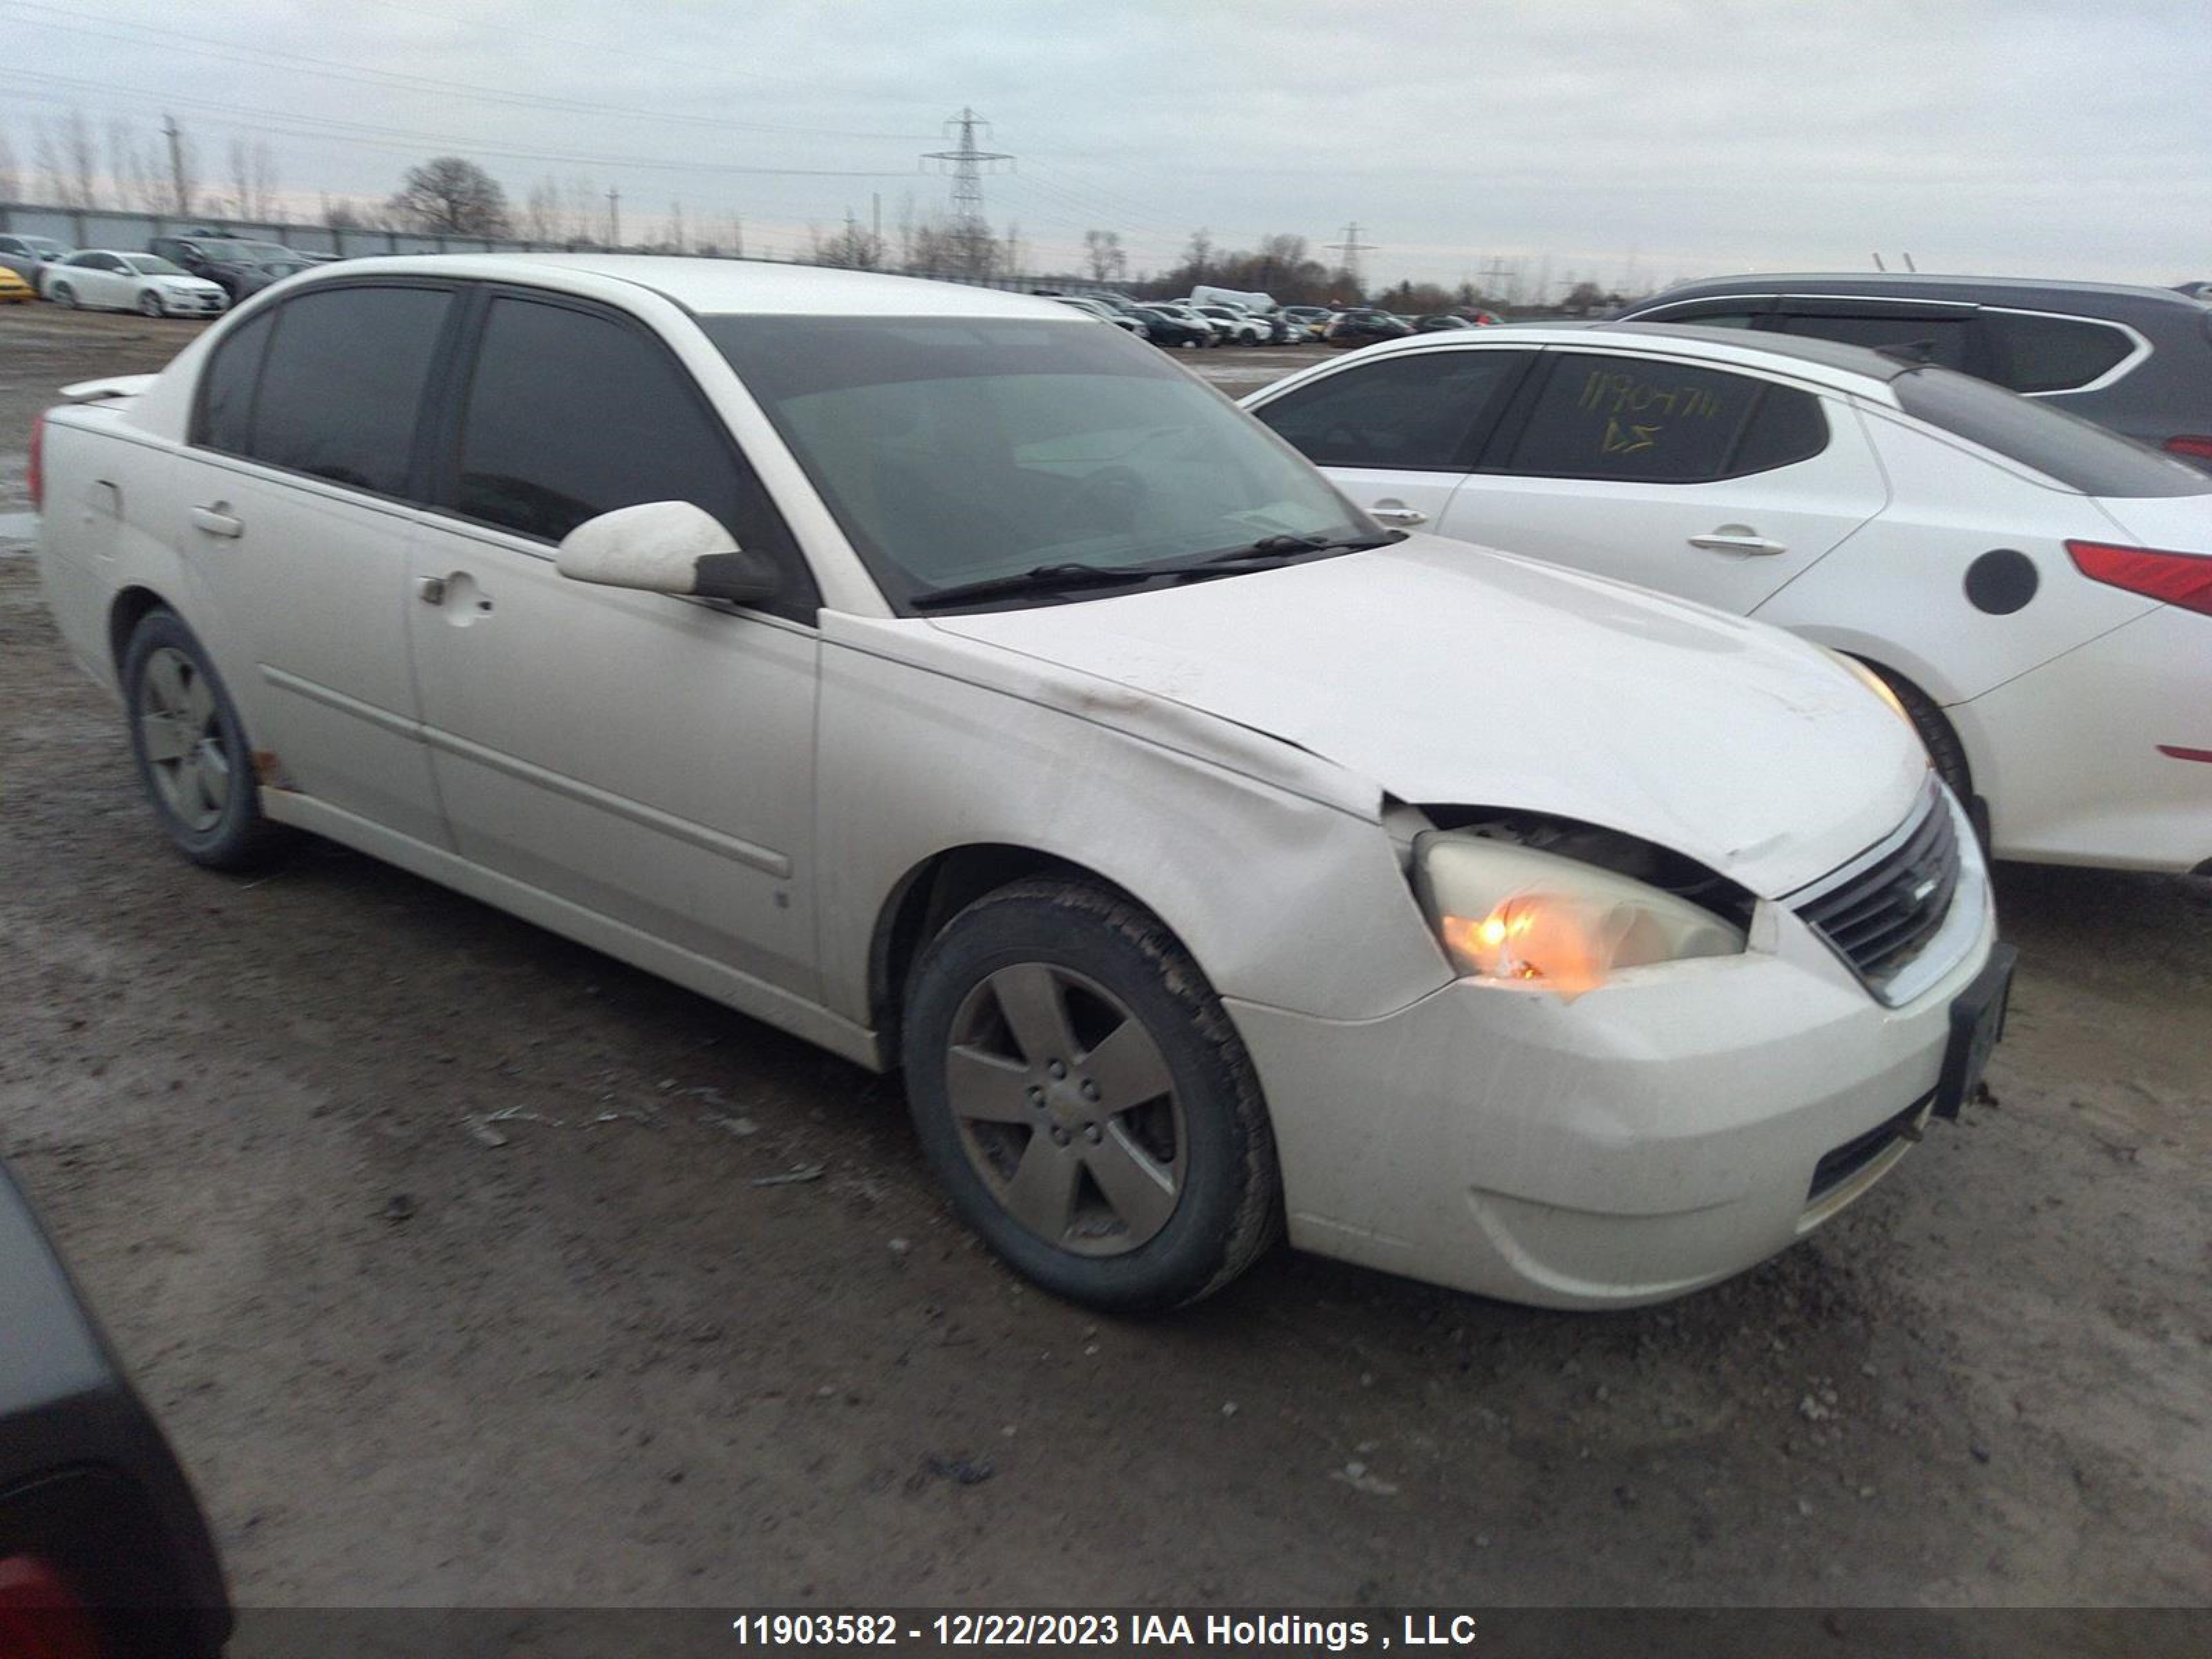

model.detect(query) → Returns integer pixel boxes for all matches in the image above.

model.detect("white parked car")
[1190,303,1267,346]
[34,258,2007,1312]
[41,251,229,317]
[1246,324,2212,874]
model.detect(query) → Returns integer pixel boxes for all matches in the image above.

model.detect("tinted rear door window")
[248,285,451,497]
[1775,310,1974,370]
[1503,353,1821,482]
[1980,311,2134,393]
[1255,350,1533,469]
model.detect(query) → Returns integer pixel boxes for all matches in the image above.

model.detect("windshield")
[1892,366,2212,498]
[125,255,187,276]
[703,315,1369,609]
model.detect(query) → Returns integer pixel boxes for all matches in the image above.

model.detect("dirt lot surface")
[1,305,2207,1620]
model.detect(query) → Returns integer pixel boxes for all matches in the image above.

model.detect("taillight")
[2065,539,2212,617]
[26,409,45,512]
[0,1555,101,1659]
[2163,435,2212,464]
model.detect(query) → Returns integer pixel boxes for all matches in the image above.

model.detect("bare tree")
[35,110,97,207]
[666,198,685,253]
[563,174,600,245]
[1182,228,1213,284]
[521,176,560,244]
[224,137,279,221]
[1082,229,1127,283]
[0,124,22,203]
[388,156,511,236]
[809,212,883,270]
[726,212,744,259]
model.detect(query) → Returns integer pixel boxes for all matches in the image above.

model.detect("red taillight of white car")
[26,409,45,512]
[0,1555,100,1659]
[2163,435,2212,465]
[2065,538,2212,617]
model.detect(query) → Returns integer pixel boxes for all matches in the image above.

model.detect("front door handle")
[188,504,243,538]
[1369,503,1429,526]
[415,576,447,606]
[1689,529,1786,556]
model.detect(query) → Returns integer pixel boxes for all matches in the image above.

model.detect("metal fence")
[0,200,1111,294]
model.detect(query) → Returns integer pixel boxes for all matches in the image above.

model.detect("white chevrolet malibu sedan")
[32,257,2009,1311]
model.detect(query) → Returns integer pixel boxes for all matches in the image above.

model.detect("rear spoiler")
[59,374,158,403]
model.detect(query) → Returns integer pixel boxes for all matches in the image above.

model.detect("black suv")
[1618,274,2212,469]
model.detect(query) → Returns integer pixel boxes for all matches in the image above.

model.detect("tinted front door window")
[455,296,758,545]
[1256,350,1531,470]
[248,285,451,497]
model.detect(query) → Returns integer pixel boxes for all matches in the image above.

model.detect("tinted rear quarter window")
[1979,310,2134,393]
[248,285,451,496]
[196,309,275,455]
[1504,353,1825,482]
[1892,366,2212,497]
[1257,350,1531,469]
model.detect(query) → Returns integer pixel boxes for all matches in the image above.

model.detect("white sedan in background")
[41,250,229,317]
[1247,324,2212,874]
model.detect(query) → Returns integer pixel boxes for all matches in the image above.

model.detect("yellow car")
[0,267,37,303]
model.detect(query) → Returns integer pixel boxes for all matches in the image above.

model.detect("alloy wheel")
[943,962,1185,1255]
[135,646,232,833]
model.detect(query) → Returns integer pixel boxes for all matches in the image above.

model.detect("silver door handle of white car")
[1689,532,1786,555]
[415,576,447,606]
[188,504,243,538]
[1369,505,1429,525]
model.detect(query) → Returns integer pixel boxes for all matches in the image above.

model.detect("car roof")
[275,252,1078,321]
[1311,320,1915,397]
[1630,270,2211,319]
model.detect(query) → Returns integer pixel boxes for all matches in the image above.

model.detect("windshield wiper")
[1159,529,1408,579]
[909,562,1154,610]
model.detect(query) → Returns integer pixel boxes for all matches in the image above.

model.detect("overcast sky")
[4,0,2209,294]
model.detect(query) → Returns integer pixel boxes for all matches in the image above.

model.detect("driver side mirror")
[555,500,781,606]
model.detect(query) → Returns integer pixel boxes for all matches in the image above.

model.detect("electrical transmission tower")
[1327,221,1378,289]
[922,107,1013,268]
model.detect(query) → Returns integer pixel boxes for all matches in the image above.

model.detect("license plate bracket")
[1933,943,2017,1121]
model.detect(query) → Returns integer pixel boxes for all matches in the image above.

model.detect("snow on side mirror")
[554,500,780,605]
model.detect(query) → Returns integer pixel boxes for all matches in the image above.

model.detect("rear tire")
[137,290,162,318]
[901,879,1281,1312]
[122,610,291,871]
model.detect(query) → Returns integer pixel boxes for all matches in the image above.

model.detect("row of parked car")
[0,229,335,316]
[1041,288,1504,350]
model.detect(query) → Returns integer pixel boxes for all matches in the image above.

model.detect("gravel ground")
[1,305,2207,1622]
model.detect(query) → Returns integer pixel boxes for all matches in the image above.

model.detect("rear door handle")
[1369,503,1429,526]
[1689,530,1785,555]
[189,504,243,538]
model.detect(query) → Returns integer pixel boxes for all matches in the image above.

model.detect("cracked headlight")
[1413,832,1746,1000]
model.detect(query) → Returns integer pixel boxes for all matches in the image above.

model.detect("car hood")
[928,535,1929,897]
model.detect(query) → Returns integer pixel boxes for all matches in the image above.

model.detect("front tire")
[137,290,163,317]
[901,879,1281,1311]
[122,610,290,870]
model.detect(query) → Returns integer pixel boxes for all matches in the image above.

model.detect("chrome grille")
[1794,787,1961,993]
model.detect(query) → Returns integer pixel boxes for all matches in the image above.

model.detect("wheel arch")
[109,583,173,673]
[869,843,1172,1067]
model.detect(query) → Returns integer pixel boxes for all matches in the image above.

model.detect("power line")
[0,68,910,179]
[0,1,940,145]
